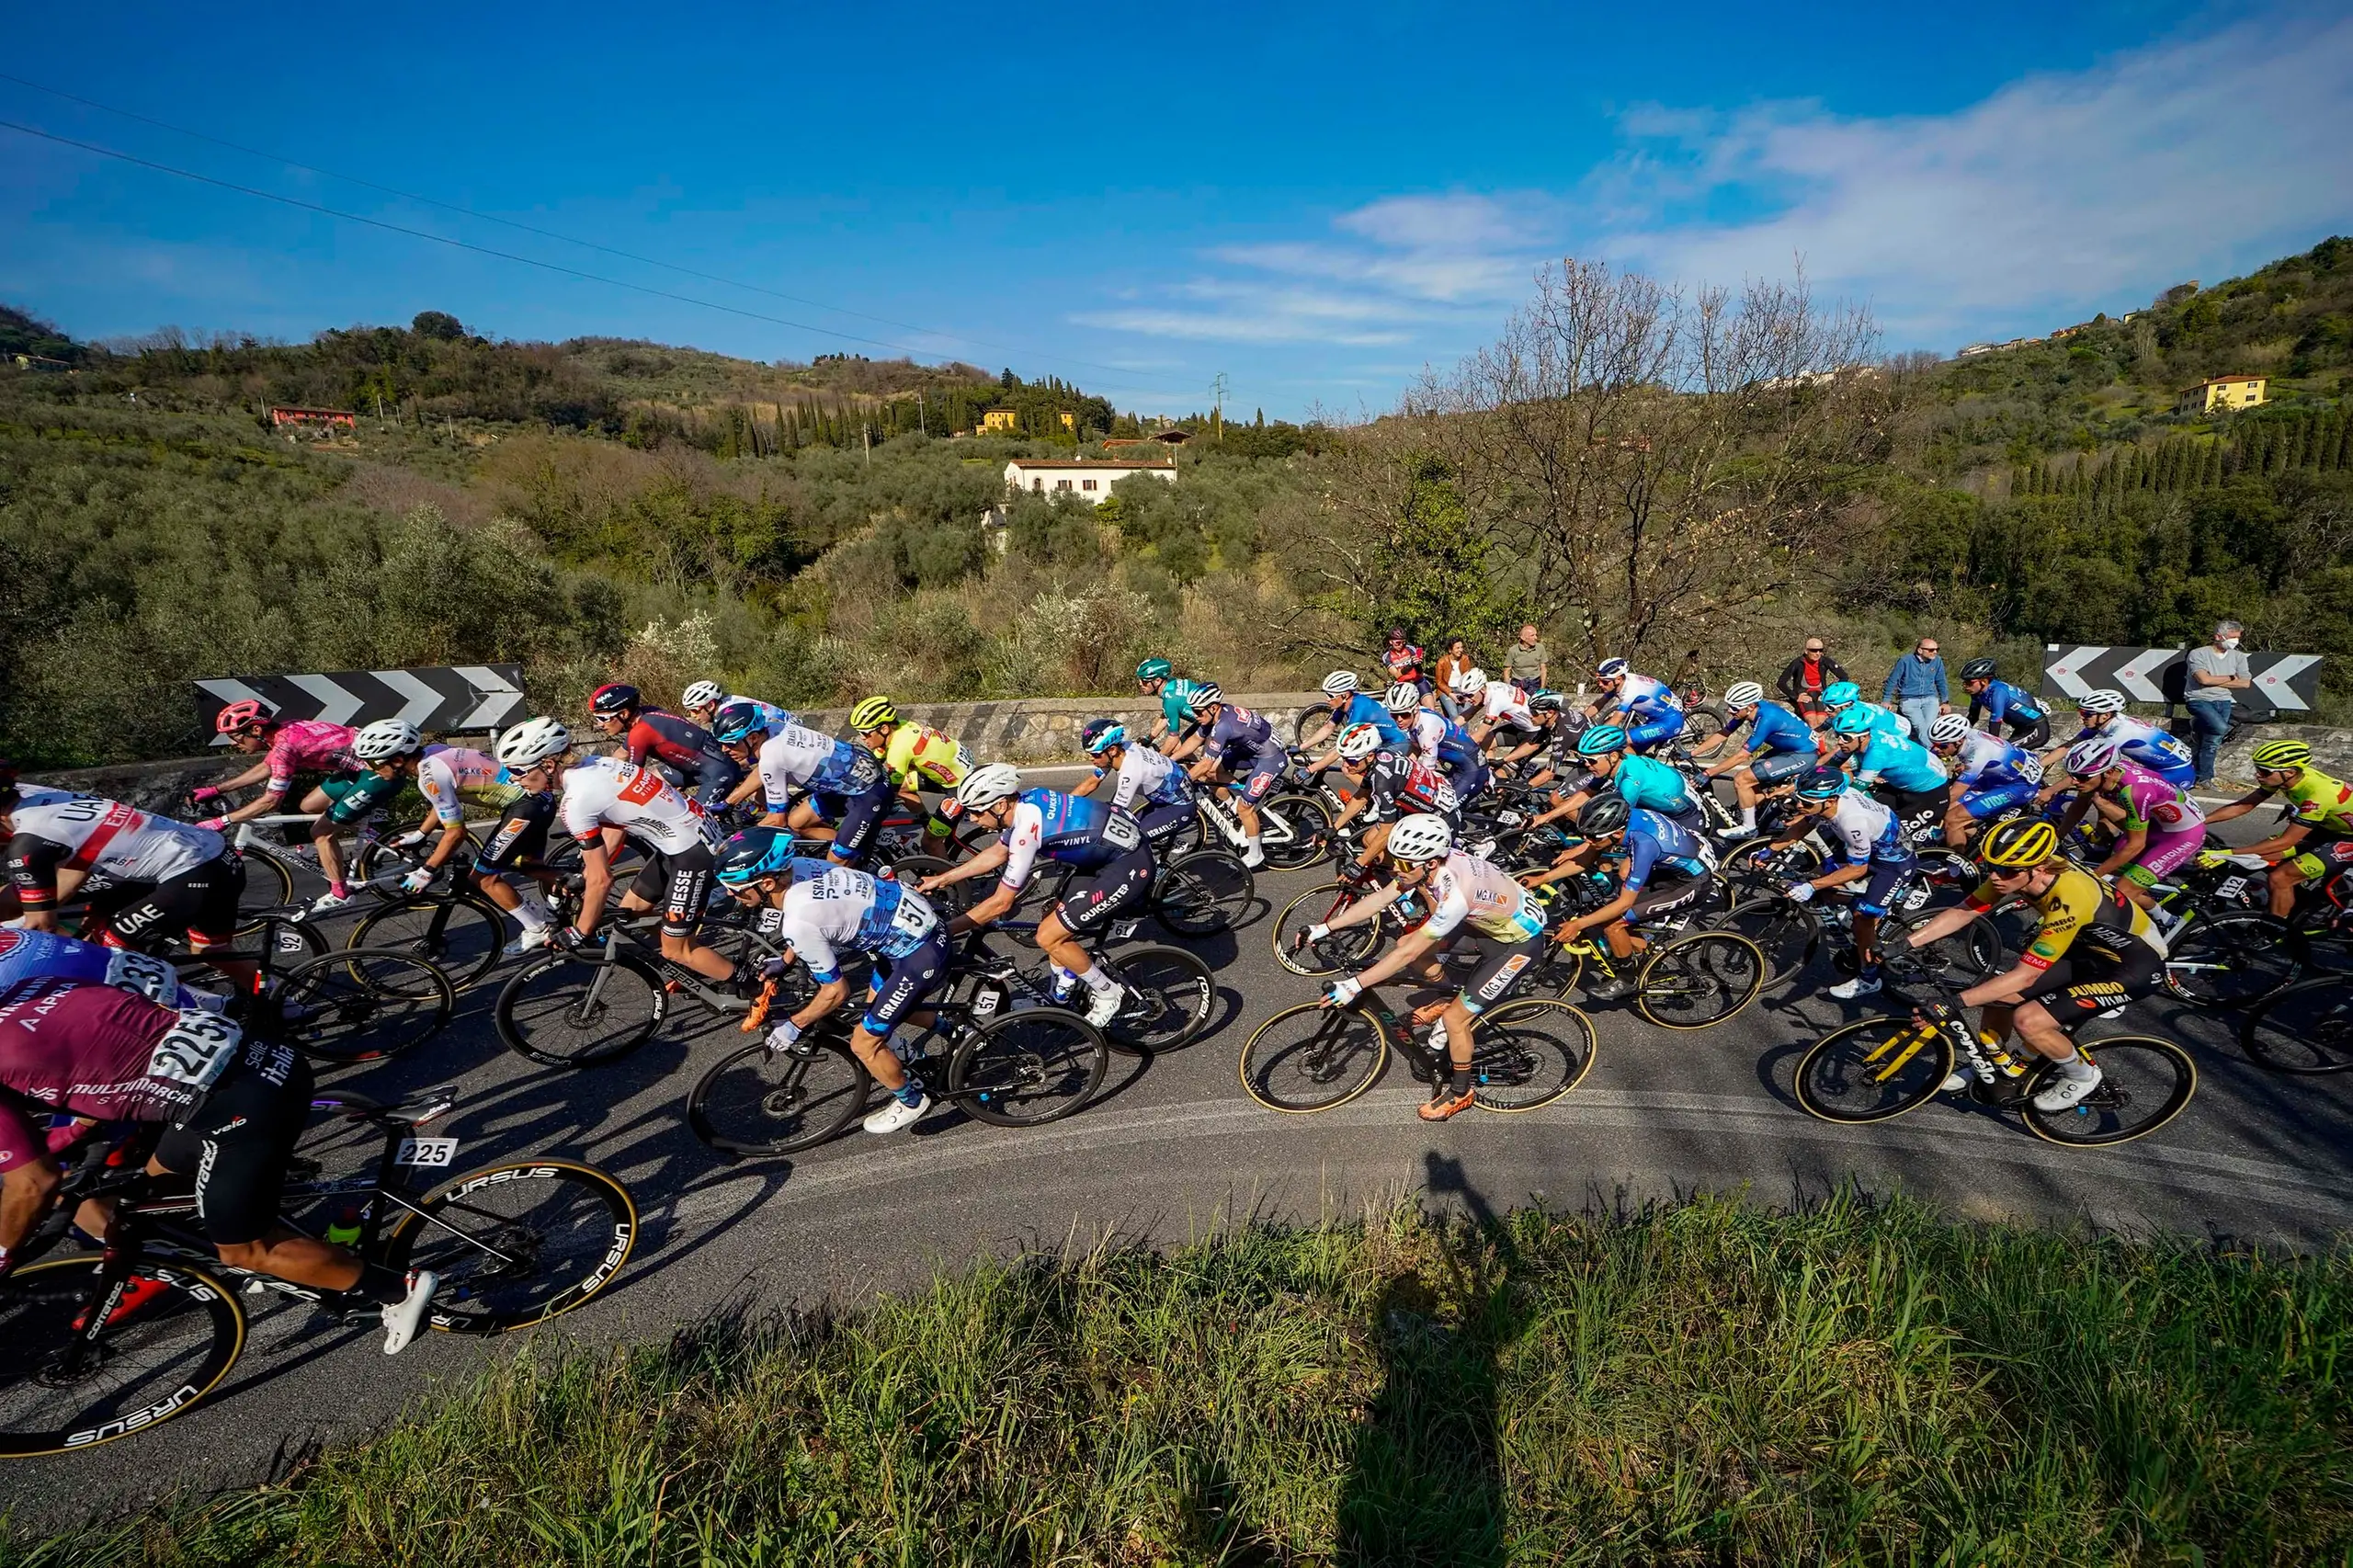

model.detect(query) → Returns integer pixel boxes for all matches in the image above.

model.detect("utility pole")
[1211,372,1229,445]
[916,390,926,437]
[862,417,871,466]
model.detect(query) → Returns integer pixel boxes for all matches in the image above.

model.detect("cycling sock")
[1245,834,1262,852]
[1739,806,1756,830]
[327,880,348,899]
[355,1260,412,1307]
[2054,1051,2097,1081]
[1074,963,1118,994]
[516,896,554,931]
[893,1077,926,1108]
[1449,1064,1473,1096]
[1050,964,1078,999]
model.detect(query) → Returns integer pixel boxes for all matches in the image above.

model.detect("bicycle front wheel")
[349,892,505,992]
[1273,883,1382,976]
[1468,998,1597,1111]
[1100,944,1215,1053]
[2022,1036,2197,1147]
[1636,931,1764,1029]
[1794,1016,1954,1124]
[277,949,456,1065]
[2162,909,2305,1009]
[687,1037,871,1155]
[949,1010,1109,1126]
[2239,977,2353,1074]
[387,1158,638,1333]
[1239,1002,1388,1112]
[1155,848,1254,938]
[1722,837,1823,896]
[0,1258,245,1458]
[1258,794,1335,870]
[495,949,668,1068]
[234,851,297,934]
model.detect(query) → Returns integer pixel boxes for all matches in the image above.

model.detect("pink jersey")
[1420,850,1544,942]
[264,720,358,793]
[2112,759,2203,836]
[415,744,511,824]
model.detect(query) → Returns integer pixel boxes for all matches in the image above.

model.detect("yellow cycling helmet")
[2251,739,2312,772]
[849,696,900,733]
[1977,815,2059,869]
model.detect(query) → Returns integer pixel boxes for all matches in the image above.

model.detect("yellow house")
[2177,376,2268,415]
[981,408,1019,434]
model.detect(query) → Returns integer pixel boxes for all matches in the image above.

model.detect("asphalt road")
[9,780,2352,1534]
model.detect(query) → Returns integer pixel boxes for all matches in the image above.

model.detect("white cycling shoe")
[1241,847,1267,869]
[2030,1066,2103,1113]
[503,924,556,957]
[380,1269,439,1356]
[1941,1067,1974,1093]
[307,889,355,916]
[1084,983,1128,1028]
[863,1090,931,1135]
[1828,973,1881,1000]
[1718,824,1757,842]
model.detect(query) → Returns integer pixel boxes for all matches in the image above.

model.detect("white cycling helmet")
[1188,681,1225,717]
[955,762,1024,813]
[1322,670,1359,697]
[1382,681,1422,715]
[1450,666,1488,697]
[1596,656,1630,681]
[2077,687,2127,715]
[1723,680,1765,710]
[681,680,726,710]
[1336,722,1384,762]
[494,716,571,769]
[1386,812,1455,863]
[2067,736,2126,777]
[352,717,423,761]
[1927,713,1972,746]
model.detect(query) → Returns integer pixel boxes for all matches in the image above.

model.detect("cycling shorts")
[863,928,949,1036]
[2012,939,2162,1017]
[813,771,895,866]
[1960,779,2040,821]
[1852,855,1918,919]
[318,770,404,826]
[2289,821,2353,881]
[152,1035,311,1248]
[473,791,558,873]
[1625,866,1712,926]
[86,852,245,951]
[627,841,716,939]
[1222,748,1287,804]
[1874,785,1947,846]
[1625,710,1687,752]
[1453,928,1537,1017]
[2120,823,2206,888]
[1051,846,1155,938]
[1446,755,1492,803]
[1749,750,1819,787]
[1997,714,2052,750]
[1134,799,1198,847]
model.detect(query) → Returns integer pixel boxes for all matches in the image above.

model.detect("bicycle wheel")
[1292,707,1339,751]
[1467,997,1597,1111]
[1722,837,1822,895]
[1155,848,1254,938]
[1273,883,1383,976]
[234,851,297,934]
[687,1036,871,1155]
[1528,937,1588,998]
[386,1158,638,1333]
[1635,931,1764,1029]
[0,1258,245,1458]
[2163,909,2306,1009]
[1257,794,1334,870]
[1100,944,1215,1053]
[495,949,668,1067]
[1709,897,1821,987]
[949,1009,1109,1126]
[1793,1016,1955,1124]
[1238,1001,1388,1112]
[348,892,505,992]
[2238,977,2353,1074]
[275,949,456,1065]
[1882,908,2005,983]
[2022,1036,2198,1147]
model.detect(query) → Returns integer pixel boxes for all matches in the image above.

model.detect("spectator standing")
[1380,627,1427,686]
[1882,637,1949,741]
[1505,623,1550,691]
[1777,638,1847,716]
[1433,636,1472,719]
[2184,619,2252,784]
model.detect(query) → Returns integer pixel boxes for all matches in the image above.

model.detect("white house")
[1001,458,1176,504]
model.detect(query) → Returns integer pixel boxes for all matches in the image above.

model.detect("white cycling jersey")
[1420,850,1543,942]
[1404,709,1448,760]
[6,796,222,883]
[1479,682,1537,730]
[775,865,939,983]
[415,744,509,824]
[1821,790,1904,864]
[1106,746,1187,812]
[558,756,705,855]
[753,724,869,809]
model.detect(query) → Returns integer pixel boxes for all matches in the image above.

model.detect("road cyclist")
[1588,657,1687,753]
[352,720,539,911]
[1300,669,1408,769]
[2053,736,2208,924]
[0,784,247,984]
[1766,765,1916,999]
[1455,668,1548,769]
[1523,795,1716,1002]
[1690,681,1825,840]
[1134,658,1211,755]
[1166,683,1286,869]
[1828,706,1950,849]
[2052,688,2196,790]
[1960,659,2052,748]
[1381,680,1493,804]
[585,683,744,812]
[1819,680,1910,741]
[1527,723,1703,838]
[193,701,378,915]
[1925,711,2044,850]
[847,697,971,846]
[711,700,897,869]
[1071,718,1198,853]
[2202,738,2353,919]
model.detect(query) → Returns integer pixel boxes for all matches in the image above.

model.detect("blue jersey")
[1852,733,1949,793]
[1205,704,1281,767]
[1340,692,1408,749]
[1610,754,1694,815]
[1432,714,1483,771]
[0,927,200,1009]
[1621,808,1708,891]
[1969,679,2045,727]
[1000,788,1147,886]
[1738,700,1816,758]
[1950,731,2038,790]
[1613,673,1683,724]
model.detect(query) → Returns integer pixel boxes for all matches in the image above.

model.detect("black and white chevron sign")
[194,665,527,744]
[2040,644,2321,716]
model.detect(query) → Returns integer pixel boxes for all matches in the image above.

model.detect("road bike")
[0,1084,635,1458]
[165,909,458,1066]
[1239,986,1596,1115]
[2236,975,2353,1074]
[1193,765,1331,870]
[898,846,1254,943]
[1710,871,2005,991]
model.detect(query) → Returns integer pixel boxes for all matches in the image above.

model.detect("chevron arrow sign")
[2040,645,2321,717]
[194,666,527,745]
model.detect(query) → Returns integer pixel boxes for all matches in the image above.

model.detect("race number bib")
[881,892,938,958]
[1101,812,1142,851]
[105,949,180,1006]
[145,1008,242,1091]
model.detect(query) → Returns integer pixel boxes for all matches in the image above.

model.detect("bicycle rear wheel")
[277,949,457,1064]
[2162,909,2305,1009]
[1794,1016,1954,1124]
[1257,793,1334,870]
[231,850,299,936]
[2022,1036,2197,1147]
[1468,998,1597,1111]
[387,1158,638,1333]
[1155,848,1254,938]
[949,1010,1109,1126]
[1709,897,1820,988]
[495,949,668,1068]
[1636,931,1764,1029]
[348,892,504,992]
[687,1037,871,1155]
[0,1258,245,1458]
[1273,883,1382,976]
[1292,707,1339,752]
[1238,1002,1388,1112]
[2239,977,2353,1074]
[1099,944,1214,1053]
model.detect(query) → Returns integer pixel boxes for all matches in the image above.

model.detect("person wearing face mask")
[2184,619,2251,785]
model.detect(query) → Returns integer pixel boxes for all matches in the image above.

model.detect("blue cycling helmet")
[1829,706,1876,736]
[1595,656,1630,681]
[715,826,796,887]
[1576,723,1629,756]
[710,699,768,746]
[1792,766,1849,801]
[1081,718,1127,756]
[1821,680,1861,710]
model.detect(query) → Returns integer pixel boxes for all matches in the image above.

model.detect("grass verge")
[9,1189,2353,1565]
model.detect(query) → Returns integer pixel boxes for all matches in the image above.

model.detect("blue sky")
[5,2,2348,419]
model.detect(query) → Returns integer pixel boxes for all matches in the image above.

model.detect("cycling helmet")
[2066,736,2125,777]
[1528,690,1567,714]
[1385,812,1455,863]
[1821,681,1860,710]
[1979,815,2059,869]
[956,763,1024,813]
[1829,707,1877,736]
[214,699,271,734]
[1927,713,1972,746]
[1336,722,1384,762]
[1383,682,1422,715]
[1576,724,1629,756]
[494,717,570,768]
[1450,666,1488,697]
[2252,739,2313,772]
[1577,794,1631,835]
[1792,766,1848,801]
[715,826,797,888]
[1135,657,1173,683]
[1723,680,1766,710]
[1081,719,1127,756]
[2076,687,2127,715]
[707,699,767,746]
[682,680,726,711]
[849,696,899,733]
[1595,656,1630,681]
[1400,771,1459,816]
[352,718,422,761]
[588,682,640,717]
[1187,682,1224,718]
[1322,670,1359,697]
[1960,658,1998,682]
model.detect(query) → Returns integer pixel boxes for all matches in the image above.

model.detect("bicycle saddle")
[312,1083,460,1126]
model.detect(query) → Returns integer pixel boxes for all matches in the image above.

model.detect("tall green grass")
[13,1191,2353,1566]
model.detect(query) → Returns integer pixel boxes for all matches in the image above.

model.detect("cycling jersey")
[1204,704,1283,767]
[1850,733,1949,794]
[1735,700,1817,758]
[0,978,241,1168]
[879,724,970,791]
[1620,808,1709,891]
[2279,767,2353,836]
[1336,692,1408,749]
[721,697,794,733]
[1948,731,2038,789]
[4,796,223,909]
[1404,709,1448,762]
[1476,682,1537,731]
[623,710,732,784]
[1610,674,1683,723]
[1381,643,1427,681]
[2070,717,2193,784]
[558,756,707,856]
[1819,791,1910,866]
[415,744,518,824]
[2109,759,2204,836]
[1363,752,1458,826]
[262,719,358,794]
[772,860,942,983]
[998,789,1146,889]
[1848,701,1911,742]
[1100,746,1190,812]
[1968,679,2046,727]
[1608,755,1694,816]
[754,724,877,805]
[1418,850,1543,943]
[1966,862,2159,969]
[1160,679,1210,735]
[0,927,199,1008]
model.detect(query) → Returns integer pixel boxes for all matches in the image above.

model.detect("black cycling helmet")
[588,682,641,716]
[710,699,767,746]
[1960,658,1997,682]
[1577,794,1631,836]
